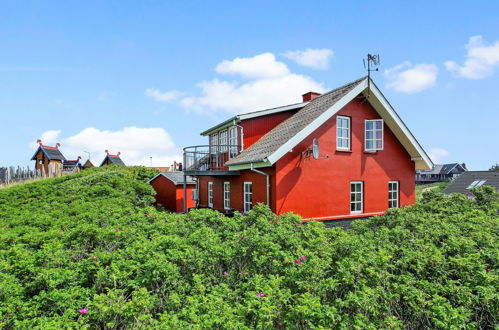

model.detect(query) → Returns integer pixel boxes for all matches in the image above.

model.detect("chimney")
[178,162,182,171]
[302,92,321,102]
[105,149,109,154]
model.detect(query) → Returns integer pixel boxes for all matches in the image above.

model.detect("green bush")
[0,166,497,328]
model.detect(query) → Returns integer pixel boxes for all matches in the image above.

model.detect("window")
[224,182,230,209]
[244,182,252,213]
[208,182,213,208]
[365,119,383,151]
[220,130,228,152]
[350,181,363,214]
[388,181,399,208]
[229,126,238,156]
[210,134,218,155]
[336,116,351,150]
[467,180,487,189]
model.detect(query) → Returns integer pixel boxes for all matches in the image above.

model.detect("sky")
[1,1,498,170]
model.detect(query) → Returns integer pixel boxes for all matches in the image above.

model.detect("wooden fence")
[0,166,79,185]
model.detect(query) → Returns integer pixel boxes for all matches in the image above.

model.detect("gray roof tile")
[442,171,499,196]
[154,172,195,185]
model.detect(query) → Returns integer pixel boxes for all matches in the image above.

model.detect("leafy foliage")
[0,166,497,328]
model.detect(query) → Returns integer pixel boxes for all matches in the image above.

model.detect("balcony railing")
[183,144,241,173]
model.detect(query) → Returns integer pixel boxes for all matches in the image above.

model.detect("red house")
[181,77,433,221]
[149,172,196,212]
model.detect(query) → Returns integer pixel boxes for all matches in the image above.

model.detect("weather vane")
[363,54,380,97]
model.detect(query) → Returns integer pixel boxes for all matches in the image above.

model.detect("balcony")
[183,145,242,176]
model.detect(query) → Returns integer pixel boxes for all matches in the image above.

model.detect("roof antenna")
[363,54,380,97]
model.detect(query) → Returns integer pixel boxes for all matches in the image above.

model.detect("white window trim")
[336,115,351,151]
[220,129,228,152]
[223,182,230,210]
[388,181,399,208]
[229,126,238,156]
[365,119,384,152]
[350,181,363,214]
[208,182,213,208]
[210,134,218,155]
[243,182,252,213]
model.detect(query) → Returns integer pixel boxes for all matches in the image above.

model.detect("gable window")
[220,130,228,152]
[336,116,351,150]
[224,182,230,209]
[350,181,363,214]
[244,182,252,213]
[388,181,399,208]
[365,119,384,151]
[208,182,213,208]
[210,134,218,155]
[229,126,238,157]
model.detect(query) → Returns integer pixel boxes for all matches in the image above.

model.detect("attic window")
[466,180,487,189]
[365,119,384,151]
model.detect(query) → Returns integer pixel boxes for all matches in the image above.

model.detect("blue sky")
[1,1,498,169]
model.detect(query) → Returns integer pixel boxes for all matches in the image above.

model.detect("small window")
[388,181,399,208]
[365,119,384,151]
[336,116,351,150]
[210,134,218,155]
[208,182,213,208]
[350,181,363,214]
[224,182,230,209]
[244,182,252,213]
[220,130,228,152]
[467,179,487,189]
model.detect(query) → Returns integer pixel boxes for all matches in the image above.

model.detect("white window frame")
[210,134,218,155]
[219,129,228,152]
[350,181,363,214]
[229,126,238,156]
[388,181,399,208]
[208,182,213,208]
[223,182,230,210]
[365,119,384,152]
[243,182,252,213]
[336,116,351,150]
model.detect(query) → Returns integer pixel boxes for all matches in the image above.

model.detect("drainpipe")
[183,174,187,213]
[250,163,270,207]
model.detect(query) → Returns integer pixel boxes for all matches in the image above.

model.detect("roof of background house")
[100,154,125,166]
[30,144,66,161]
[146,167,170,172]
[225,77,365,166]
[418,163,465,175]
[63,159,81,167]
[442,171,499,196]
[149,171,195,185]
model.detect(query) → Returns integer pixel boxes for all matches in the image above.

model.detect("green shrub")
[0,166,497,328]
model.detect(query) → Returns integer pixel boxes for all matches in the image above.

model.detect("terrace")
[183,144,241,176]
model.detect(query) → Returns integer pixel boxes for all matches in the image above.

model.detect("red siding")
[275,98,415,220]
[150,175,195,212]
[240,110,299,149]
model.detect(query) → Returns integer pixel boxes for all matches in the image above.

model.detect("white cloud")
[283,48,334,70]
[144,88,184,102]
[29,130,62,149]
[215,53,290,78]
[445,35,499,79]
[385,61,438,93]
[148,52,326,114]
[428,148,450,164]
[30,127,180,167]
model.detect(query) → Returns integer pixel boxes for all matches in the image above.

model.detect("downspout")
[250,163,270,207]
[183,174,187,213]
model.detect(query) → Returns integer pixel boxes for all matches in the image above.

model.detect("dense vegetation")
[0,166,497,329]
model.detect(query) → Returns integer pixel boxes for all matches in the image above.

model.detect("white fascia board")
[266,79,369,165]
[238,102,308,121]
[228,160,271,171]
[368,82,433,170]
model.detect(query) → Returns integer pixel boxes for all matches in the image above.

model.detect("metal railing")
[183,144,241,172]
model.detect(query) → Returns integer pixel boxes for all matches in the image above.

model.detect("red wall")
[150,175,195,212]
[275,98,415,220]
[240,110,299,149]
[197,167,275,213]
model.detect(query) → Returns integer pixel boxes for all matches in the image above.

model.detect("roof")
[149,172,195,185]
[442,171,499,196]
[63,159,81,166]
[83,159,94,168]
[99,154,125,166]
[200,102,308,136]
[225,76,432,170]
[418,163,465,175]
[30,144,66,161]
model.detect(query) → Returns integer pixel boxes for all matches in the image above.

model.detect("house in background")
[442,171,499,196]
[100,150,125,166]
[63,156,82,173]
[416,163,467,184]
[149,172,196,212]
[82,159,94,169]
[31,140,66,177]
[179,76,433,221]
